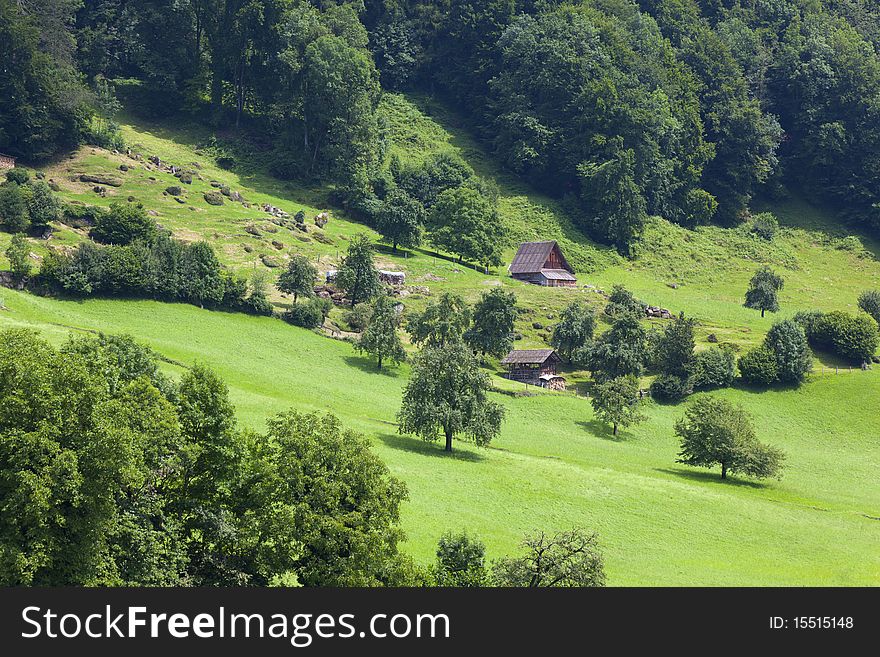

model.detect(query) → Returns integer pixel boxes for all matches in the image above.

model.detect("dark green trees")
[675,396,786,481]
[5,233,31,283]
[91,201,157,245]
[407,292,472,348]
[397,341,505,452]
[377,188,424,253]
[428,186,506,270]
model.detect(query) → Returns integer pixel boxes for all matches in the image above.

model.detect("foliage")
[355,294,406,370]
[428,186,506,269]
[344,302,373,332]
[408,292,472,348]
[858,290,880,326]
[284,298,329,329]
[654,313,697,379]
[675,396,786,481]
[604,285,645,318]
[398,341,505,452]
[764,320,813,384]
[336,234,381,306]
[91,201,157,245]
[744,266,784,317]
[465,288,517,358]
[377,188,424,253]
[5,168,29,185]
[650,373,693,403]
[738,345,780,386]
[750,212,779,241]
[277,254,317,303]
[580,313,647,382]
[492,528,606,588]
[692,347,736,390]
[798,310,879,363]
[551,300,596,362]
[591,375,646,436]
[24,181,60,231]
[433,531,488,587]
[0,183,29,233]
[4,233,31,282]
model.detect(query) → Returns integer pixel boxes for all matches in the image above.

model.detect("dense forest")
[3,0,880,254]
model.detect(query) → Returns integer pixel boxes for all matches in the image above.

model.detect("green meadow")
[2,93,879,585]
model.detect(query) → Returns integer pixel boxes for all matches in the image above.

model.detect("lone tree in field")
[408,292,472,347]
[492,528,606,587]
[356,294,406,370]
[336,234,381,306]
[465,288,517,358]
[675,396,785,481]
[277,254,317,302]
[398,341,505,452]
[551,300,596,362]
[377,188,425,253]
[590,375,646,436]
[744,266,784,317]
[5,233,31,284]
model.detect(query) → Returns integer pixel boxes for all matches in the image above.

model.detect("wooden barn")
[509,240,577,287]
[501,349,566,390]
[0,153,15,170]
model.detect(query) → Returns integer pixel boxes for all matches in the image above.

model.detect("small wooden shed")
[509,241,577,287]
[501,349,566,389]
[0,153,16,170]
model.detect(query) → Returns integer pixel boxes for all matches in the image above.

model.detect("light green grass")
[1,288,877,586]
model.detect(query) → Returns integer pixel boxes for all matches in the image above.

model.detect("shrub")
[24,181,60,230]
[5,168,30,185]
[650,373,692,402]
[604,284,644,317]
[858,290,880,326]
[345,303,373,331]
[61,203,105,228]
[692,347,736,389]
[284,298,327,329]
[764,320,812,383]
[817,311,879,362]
[91,201,157,245]
[165,186,182,196]
[750,212,779,240]
[0,183,29,233]
[738,346,779,385]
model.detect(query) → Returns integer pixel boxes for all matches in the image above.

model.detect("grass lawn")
[1,288,877,586]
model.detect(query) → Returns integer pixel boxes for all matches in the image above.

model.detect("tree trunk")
[293,292,298,303]
[721,462,727,479]
[761,308,765,317]
[392,240,398,254]
[444,428,453,452]
[378,355,383,370]
[613,423,618,436]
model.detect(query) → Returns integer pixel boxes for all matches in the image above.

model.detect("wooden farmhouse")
[509,240,577,287]
[501,349,567,390]
[0,153,16,170]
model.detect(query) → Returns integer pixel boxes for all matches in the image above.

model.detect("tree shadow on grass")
[344,355,403,377]
[376,433,486,462]
[655,467,769,490]
[576,419,628,442]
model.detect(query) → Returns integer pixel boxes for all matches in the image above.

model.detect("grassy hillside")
[2,92,879,585]
[1,288,877,586]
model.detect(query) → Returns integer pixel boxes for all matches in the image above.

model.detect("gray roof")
[509,241,574,275]
[501,349,560,365]
[540,269,577,281]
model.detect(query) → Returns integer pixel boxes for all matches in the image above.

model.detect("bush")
[344,303,373,331]
[91,201,157,245]
[764,320,812,384]
[692,347,736,389]
[24,181,60,230]
[5,168,30,185]
[284,298,328,329]
[858,290,880,326]
[61,203,105,228]
[650,373,692,402]
[750,212,779,240]
[817,311,879,362]
[738,346,779,385]
[0,183,29,233]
